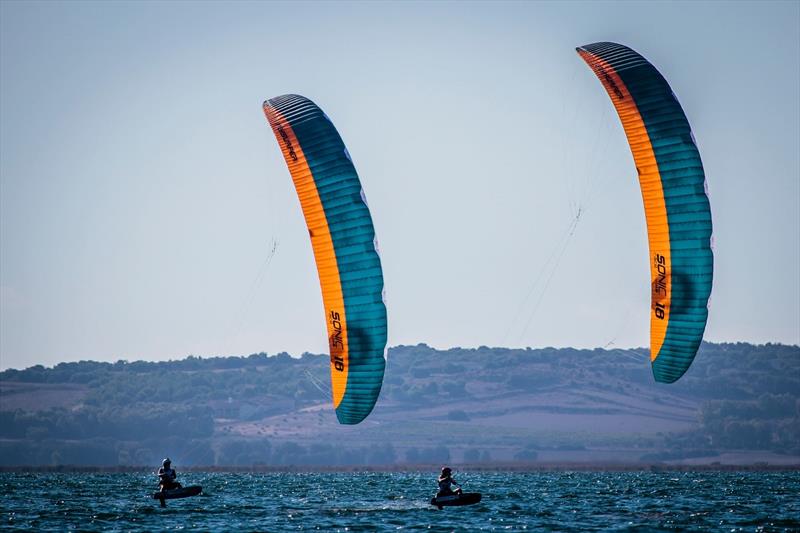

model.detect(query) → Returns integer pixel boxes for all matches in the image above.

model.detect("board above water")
[430,492,482,508]
[151,485,202,500]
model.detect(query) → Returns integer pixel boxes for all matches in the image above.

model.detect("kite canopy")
[576,42,713,383]
[263,94,387,424]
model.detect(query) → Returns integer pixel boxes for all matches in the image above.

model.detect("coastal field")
[2,343,798,468]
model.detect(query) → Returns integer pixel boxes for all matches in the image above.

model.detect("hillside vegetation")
[0,343,798,467]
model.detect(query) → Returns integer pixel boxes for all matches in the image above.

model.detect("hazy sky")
[1,1,798,370]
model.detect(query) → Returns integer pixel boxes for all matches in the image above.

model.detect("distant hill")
[1,343,798,468]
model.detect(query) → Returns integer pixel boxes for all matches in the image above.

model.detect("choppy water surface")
[1,471,798,531]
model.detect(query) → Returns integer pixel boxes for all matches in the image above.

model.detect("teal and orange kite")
[263,95,387,424]
[577,42,714,383]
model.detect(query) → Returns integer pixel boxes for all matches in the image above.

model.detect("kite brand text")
[596,63,625,101]
[277,124,298,162]
[329,310,345,371]
[653,254,668,320]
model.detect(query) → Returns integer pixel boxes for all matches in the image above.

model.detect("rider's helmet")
[162,458,171,467]
[441,467,452,475]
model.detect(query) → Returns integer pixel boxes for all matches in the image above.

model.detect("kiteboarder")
[437,467,462,497]
[158,458,181,492]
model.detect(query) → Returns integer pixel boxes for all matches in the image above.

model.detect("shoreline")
[2,462,798,473]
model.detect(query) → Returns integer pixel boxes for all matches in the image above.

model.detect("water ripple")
[0,471,798,531]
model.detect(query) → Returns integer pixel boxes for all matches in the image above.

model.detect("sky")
[1,1,798,370]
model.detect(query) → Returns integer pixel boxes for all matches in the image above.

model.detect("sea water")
[1,471,798,531]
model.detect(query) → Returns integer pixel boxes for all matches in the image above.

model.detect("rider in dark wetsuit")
[158,458,181,492]
[437,467,463,497]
